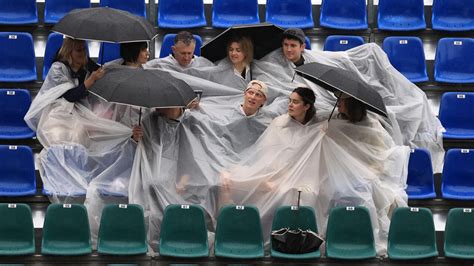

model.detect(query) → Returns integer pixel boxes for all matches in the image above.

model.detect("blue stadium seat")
[160,33,202,58]
[157,0,206,29]
[0,145,36,196]
[0,89,35,140]
[442,149,474,200]
[265,0,314,29]
[323,35,365,51]
[212,0,260,28]
[0,203,35,255]
[44,0,91,24]
[432,0,474,31]
[304,36,311,50]
[320,0,368,30]
[100,0,146,17]
[439,92,474,139]
[98,43,121,65]
[444,208,474,259]
[377,0,426,31]
[406,149,436,199]
[0,0,38,25]
[434,38,474,83]
[0,32,36,82]
[43,33,63,80]
[382,36,428,83]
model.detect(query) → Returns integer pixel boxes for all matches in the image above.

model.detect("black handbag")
[271,227,324,254]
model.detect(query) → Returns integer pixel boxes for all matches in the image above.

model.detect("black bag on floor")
[271,227,324,254]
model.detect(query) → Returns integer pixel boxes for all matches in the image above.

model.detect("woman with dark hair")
[119,41,149,67]
[336,92,368,123]
[288,87,316,124]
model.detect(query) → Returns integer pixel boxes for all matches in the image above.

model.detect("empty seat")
[159,204,209,258]
[100,0,146,17]
[406,149,436,199]
[44,0,91,24]
[432,0,474,31]
[270,206,320,259]
[157,0,206,29]
[320,0,368,30]
[159,33,202,58]
[323,35,365,52]
[377,0,426,31]
[265,0,314,29]
[439,92,474,139]
[98,204,147,255]
[42,204,92,255]
[98,43,121,65]
[215,205,264,259]
[382,36,428,83]
[0,89,35,140]
[0,0,38,25]
[442,149,474,200]
[0,203,34,255]
[43,33,63,80]
[212,0,259,28]
[326,206,376,259]
[304,36,311,50]
[0,145,36,196]
[434,38,474,83]
[444,208,474,259]
[388,207,438,259]
[0,32,36,82]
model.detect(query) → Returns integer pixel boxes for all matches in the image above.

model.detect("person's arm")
[61,83,89,102]
[132,125,144,142]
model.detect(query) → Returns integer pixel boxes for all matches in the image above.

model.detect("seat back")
[98,42,121,65]
[0,0,38,25]
[272,205,318,232]
[0,145,36,196]
[439,92,474,131]
[407,148,435,198]
[0,203,34,255]
[43,33,63,80]
[434,38,474,83]
[265,0,314,28]
[0,89,32,127]
[442,149,474,188]
[100,0,146,17]
[445,208,474,258]
[157,0,206,28]
[212,0,259,27]
[432,0,474,31]
[320,0,367,30]
[0,32,36,82]
[377,0,425,30]
[323,35,365,51]
[44,0,91,24]
[159,33,202,58]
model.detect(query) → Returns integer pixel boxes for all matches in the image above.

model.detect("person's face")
[71,41,87,68]
[228,42,246,66]
[288,92,310,119]
[137,47,149,65]
[337,97,348,116]
[282,38,305,63]
[172,41,195,67]
[243,84,266,114]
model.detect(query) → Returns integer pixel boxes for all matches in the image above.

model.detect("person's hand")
[187,99,200,109]
[132,125,144,142]
[84,67,105,89]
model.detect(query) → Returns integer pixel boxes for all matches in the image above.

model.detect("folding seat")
[159,33,202,58]
[157,0,206,29]
[159,204,209,258]
[42,204,92,255]
[215,205,264,259]
[270,206,320,259]
[382,36,428,83]
[98,43,121,65]
[0,203,35,255]
[439,92,474,139]
[388,207,438,259]
[326,206,376,259]
[441,149,474,200]
[0,89,35,140]
[323,35,365,52]
[377,0,426,31]
[100,0,146,17]
[43,33,63,80]
[0,145,36,196]
[434,38,474,83]
[97,204,147,255]
[0,0,38,25]
[320,0,368,30]
[304,36,311,50]
[212,0,260,28]
[44,0,91,24]
[406,149,436,199]
[444,208,474,259]
[0,32,36,82]
[265,0,314,29]
[432,0,474,31]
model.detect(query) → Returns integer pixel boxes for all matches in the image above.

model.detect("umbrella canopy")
[201,23,284,62]
[53,7,156,43]
[295,62,388,118]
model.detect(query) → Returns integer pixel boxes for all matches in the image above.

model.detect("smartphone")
[194,90,203,101]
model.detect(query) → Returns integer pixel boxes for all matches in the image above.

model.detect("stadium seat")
[44,0,91,24]
[0,203,35,255]
[0,32,36,82]
[42,204,92,255]
[98,43,121,65]
[265,0,314,29]
[159,204,209,258]
[434,38,474,83]
[159,33,202,58]
[0,0,38,25]
[98,204,147,255]
[382,36,429,83]
[0,89,35,140]
[270,206,320,259]
[157,0,206,29]
[320,0,368,30]
[326,206,376,259]
[444,208,474,259]
[100,0,146,17]
[442,149,474,200]
[304,36,311,50]
[432,0,474,31]
[212,0,260,28]
[439,92,474,139]
[43,33,63,80]
[388,207,438,259]
[0,145,36,196]
[406,149,436,199]
[215,205,264,259]
[377,0,426,31]
[323,35,365,52]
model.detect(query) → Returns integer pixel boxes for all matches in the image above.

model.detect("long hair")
[227,35,254,66]
[120,42,148,64]
[293,87,316,124]
[338,97,367,123]
[56,37,87,69]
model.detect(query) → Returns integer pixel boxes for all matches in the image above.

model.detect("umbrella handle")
[291,71,297,82]
[328,94,341,122]
[138,107,142,126]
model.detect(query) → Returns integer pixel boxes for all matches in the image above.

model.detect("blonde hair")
[56,37,87,69]
[227,35,254,66]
